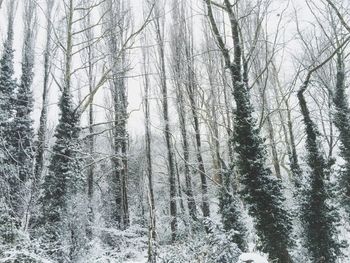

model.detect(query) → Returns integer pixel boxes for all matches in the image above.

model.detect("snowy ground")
[238,253,268,263]
[123,252,268,263]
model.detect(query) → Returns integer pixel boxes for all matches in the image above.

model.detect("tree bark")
[142,36,157,260]
[152,1,177,241]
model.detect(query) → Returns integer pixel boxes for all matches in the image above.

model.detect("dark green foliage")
[218,166,246,251]
[298,85,342,263]
[233,82,293,263]
[333,53,350,216]
[39,91,85,261]
[12,34,35,184]
[0,8,19,232]
[0,21,16,128]
[0,199,16,246]
[41,91,82,219]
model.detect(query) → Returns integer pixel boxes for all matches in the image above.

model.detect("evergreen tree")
[298,78,342,263]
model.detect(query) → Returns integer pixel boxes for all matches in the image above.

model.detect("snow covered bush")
[158,221,241,263]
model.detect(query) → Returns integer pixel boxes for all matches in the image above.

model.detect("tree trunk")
[152,1,177,241]
[35,0,53,183]
[185,36,210,219]
[142,36,157,261]
[170,0,198,221]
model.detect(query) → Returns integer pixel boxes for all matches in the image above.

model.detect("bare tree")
[103,0,130,230]
[35,0,54,194]
[150,0,177,242]
[169,0,198,222]
[184,21,211,220]
[141,22,157,261]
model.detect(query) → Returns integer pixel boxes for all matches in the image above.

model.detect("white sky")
[0,0,321,139]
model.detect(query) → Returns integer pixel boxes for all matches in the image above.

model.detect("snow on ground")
[124,251,147,263]
[238,253,269,263]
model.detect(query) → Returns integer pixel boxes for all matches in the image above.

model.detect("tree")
[141,29,157,262]
[271,62,303,187]
[169,0,198,222]
[0,0,18,239]
[104,0,130,230]
[39,1,87,261]
[79,0,97,239]
[183,22,211,220]
[35,0,54,189]
[13,0,36,231]
[218,160,247,251]
[204,1,293,262]
[297,48,344,263]
[333,52,350,217]
[150,0,178,242]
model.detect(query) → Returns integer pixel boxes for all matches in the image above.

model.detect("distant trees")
[104,0,130,230]
[150,0,178,242]
[169,0,198,222]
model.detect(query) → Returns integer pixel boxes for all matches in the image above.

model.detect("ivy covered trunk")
[297,79,341,263]
[205,1,293,262]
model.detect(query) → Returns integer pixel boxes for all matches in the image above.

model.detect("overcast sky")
[0,0,315,138]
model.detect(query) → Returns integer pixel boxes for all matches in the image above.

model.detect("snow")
[238,253,268,263]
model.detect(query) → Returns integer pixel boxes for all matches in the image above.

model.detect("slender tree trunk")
[185,36,210,219]
[105,0,130,230]
[142,37,157,261]
[258,84,281,178]
[175,155,185,214]
[221,59,234,165]
[35,0,53,183]
[176,90,198,220]
[119,45,129,226]
[170,0,197,221]
[152,2,177,241]
[187,84,210,219]
[87,42,94,239]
